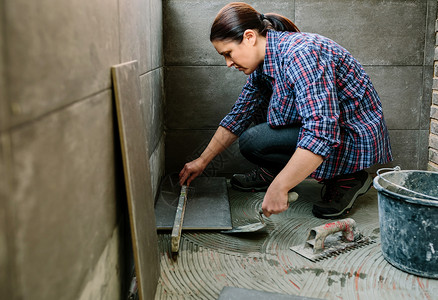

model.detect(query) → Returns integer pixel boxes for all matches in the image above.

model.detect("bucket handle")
[377,166,438,201]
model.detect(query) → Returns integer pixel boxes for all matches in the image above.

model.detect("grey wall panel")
[424,0,438,66]
[0,1,7,132]
[387,129,422,170]
[421,66,434,130]
[165,66,248,129]
[165,129,256,176]
[150,135,165,200]
[365,66,423,130]
[163,0,435,174]
[0,134,15,299]
[295,0,427,66]
[120,0,151,74]
[10,91,117,300]
[164,0,296,66]
[151,0,164,69]
[141,68,165,157]
[6,0,119,127]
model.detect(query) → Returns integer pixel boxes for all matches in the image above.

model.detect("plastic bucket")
[373,167,438,278]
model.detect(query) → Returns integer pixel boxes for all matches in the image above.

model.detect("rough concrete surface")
[155,179,438,299]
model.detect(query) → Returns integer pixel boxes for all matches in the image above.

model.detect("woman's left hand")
[261,186,289,217]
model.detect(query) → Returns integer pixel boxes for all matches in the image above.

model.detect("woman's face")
[212,30,264,75]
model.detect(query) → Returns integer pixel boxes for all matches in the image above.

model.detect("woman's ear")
[243,29,257,46]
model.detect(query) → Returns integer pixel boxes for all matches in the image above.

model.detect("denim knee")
[239,128,254,157]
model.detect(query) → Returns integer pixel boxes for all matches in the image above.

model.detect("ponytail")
[210,2,299,42]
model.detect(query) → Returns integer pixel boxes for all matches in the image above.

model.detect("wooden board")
[155,175,232,230]
[112,61,159,300]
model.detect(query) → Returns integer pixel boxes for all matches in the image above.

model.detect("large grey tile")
[11,91,117,300]
[218,286,314,300]
[141,68,164,155]
[119,0,151,74]
[421,66,434,129]
[164,0,296,65]
[387,130,422,170]
[0,134,15,299]
[165,129,256,176]
[0,201,8,299]
[0,2,7,132]
[365,66,423,130]
[77,226,121,300]
[150,134,165,200]
[155,176,232,230]
[424,0,438,66]
[151,0,163,69]
[6,0,119,127]
[295,0,427,65]
[112,61,159,300]
[165,66,248,129]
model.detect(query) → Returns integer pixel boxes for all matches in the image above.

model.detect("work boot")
[312,170,373,219]
[230,167,275,192]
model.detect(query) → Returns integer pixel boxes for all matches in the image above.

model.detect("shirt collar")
[261,30,279,79]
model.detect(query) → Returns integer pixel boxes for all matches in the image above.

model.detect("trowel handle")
[287,192,299,204]
[306,218,357,253]
[259,192,299,214]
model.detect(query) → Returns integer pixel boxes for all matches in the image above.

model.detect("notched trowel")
[221,192,299,234]
[290,218,374,262]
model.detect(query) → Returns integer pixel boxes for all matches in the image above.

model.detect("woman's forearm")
[179,126,237,185]
[199,126,238,165]
[271,147,323,191]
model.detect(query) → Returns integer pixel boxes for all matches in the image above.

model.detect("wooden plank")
[111,61,159,300]
[171,185,187,253]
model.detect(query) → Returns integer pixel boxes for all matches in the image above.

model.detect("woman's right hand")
[179,157,207,186]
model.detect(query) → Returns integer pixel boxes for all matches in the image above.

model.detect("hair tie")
[260,13,265,21]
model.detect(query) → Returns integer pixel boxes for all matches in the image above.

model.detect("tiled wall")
[0,0,164,299]
[164,0,437,176]
[430,19,438,171]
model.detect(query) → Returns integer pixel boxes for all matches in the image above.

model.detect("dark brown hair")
[210,2,300,42]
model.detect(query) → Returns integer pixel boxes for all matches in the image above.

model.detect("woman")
[179,2,392,219]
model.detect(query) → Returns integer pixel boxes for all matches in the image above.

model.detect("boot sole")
[312,174,373,219]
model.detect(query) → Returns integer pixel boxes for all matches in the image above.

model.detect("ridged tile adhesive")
[155,180,438,299]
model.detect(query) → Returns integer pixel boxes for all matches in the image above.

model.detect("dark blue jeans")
[239,123,301,174]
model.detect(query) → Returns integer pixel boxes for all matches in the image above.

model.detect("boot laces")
[245,168,272,182]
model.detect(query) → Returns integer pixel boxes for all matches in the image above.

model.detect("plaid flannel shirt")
[220,30,392,179]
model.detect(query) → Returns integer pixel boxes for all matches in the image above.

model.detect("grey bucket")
[373,167,438,278]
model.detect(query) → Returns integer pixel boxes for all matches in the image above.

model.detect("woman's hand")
[179,157,207,186]
[178,127,238,186]
[260,148,324,217]
[261,186,289,217]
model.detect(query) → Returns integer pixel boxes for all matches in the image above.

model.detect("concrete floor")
[155,179,438,299]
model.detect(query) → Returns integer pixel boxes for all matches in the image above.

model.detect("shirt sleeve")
[284,49,341,158]
[219,73,265,136]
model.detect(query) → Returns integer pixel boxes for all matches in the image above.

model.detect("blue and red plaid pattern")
[220,30,392,179]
